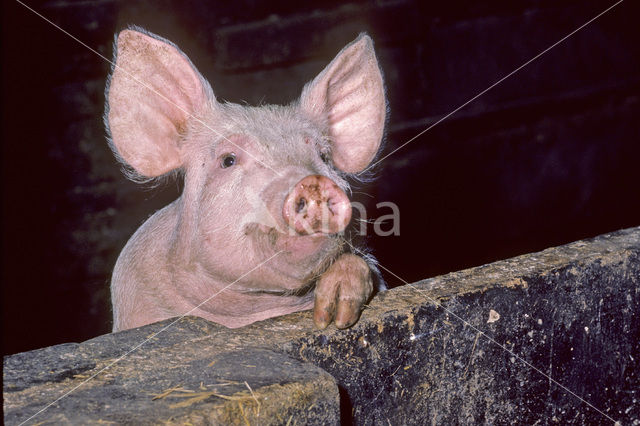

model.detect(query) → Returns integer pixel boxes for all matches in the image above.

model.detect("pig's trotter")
[313,253,373,329]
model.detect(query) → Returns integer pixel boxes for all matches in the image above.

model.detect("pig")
[105,27,387,332]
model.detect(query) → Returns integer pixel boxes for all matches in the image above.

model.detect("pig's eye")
[220,153,237,168]
[319,151,330,164]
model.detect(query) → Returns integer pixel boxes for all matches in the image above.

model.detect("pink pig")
[105,27,386,332]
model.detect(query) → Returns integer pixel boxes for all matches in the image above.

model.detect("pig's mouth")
[247,223,341,261]
[240,222,344,292]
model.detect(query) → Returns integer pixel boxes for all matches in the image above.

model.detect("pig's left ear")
[300,34,386,173]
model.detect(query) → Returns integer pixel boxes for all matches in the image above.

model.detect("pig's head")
[105,27,386,294]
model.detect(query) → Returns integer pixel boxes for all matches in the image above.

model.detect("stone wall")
[5,227,639,424]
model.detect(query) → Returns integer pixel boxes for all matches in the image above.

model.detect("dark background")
[2,0,639,355]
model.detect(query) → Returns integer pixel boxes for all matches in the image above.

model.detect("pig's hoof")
[313,253,373,329]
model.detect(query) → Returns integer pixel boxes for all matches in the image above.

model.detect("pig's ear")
[106,28,212,177]
[300,34,386,173]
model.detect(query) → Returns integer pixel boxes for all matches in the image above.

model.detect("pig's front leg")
[314,253,373,329]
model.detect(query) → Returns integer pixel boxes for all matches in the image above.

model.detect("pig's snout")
[283,175,352,235]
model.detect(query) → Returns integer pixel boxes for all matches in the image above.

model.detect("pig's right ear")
[300,34,386,174]
[105,29,212,177]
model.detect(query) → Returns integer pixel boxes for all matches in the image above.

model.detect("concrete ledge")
[4,227,639,424]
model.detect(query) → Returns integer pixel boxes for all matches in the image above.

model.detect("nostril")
[326,199,336,215]
[295,197,307,214]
